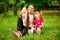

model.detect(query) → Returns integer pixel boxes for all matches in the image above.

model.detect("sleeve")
[17,17,23,31]
[41,18,44,22]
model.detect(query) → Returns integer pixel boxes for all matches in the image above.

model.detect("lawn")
[0,11,60,40]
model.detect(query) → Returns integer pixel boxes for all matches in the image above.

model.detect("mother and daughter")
[13,4,44,38]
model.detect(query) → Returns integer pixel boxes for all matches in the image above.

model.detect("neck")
[36,17,40,20]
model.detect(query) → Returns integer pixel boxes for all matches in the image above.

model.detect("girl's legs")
[12,26,25,38]
[22,27,29,36]
[13,17,25,38]
[13,27,30,38]
[17,27,30,36]
[36,28,42,34]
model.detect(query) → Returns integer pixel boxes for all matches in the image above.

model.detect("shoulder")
[40,18,44,22]
[40,17,44,20]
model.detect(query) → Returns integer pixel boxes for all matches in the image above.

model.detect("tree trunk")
[59,0,60,10]
[4,0,7,13]
[13,0,17,16]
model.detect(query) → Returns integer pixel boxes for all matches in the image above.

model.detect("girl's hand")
[39,25,42,28]
[39,22,44,28]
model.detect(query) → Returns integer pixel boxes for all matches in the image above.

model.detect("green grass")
[0,12,60,40]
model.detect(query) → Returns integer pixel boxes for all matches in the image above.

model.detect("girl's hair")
[21,7,26,12]
[34,11,43,18]
[20,7,27,18]
[39,10,43,18]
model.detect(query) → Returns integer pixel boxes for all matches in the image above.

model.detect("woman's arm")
[17,17,23,31]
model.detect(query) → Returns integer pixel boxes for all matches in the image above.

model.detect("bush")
[0,2,4,13]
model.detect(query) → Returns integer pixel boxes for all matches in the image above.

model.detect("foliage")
[0,0,59,13]
[16,0,26,9]
[0,2,4,13]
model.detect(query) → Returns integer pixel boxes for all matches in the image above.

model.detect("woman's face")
[28,5,34,14]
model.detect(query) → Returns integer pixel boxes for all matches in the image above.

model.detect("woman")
[13,4,35,38]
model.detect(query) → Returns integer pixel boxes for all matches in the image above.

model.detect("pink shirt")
[34,18,44,30]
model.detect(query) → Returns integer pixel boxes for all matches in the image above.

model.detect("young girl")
[33,11,44,34]
[13,7,27,38]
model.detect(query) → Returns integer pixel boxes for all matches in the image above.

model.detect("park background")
[0,0,60,40]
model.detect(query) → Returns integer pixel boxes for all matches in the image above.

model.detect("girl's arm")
[39,22,44,28]
[39,18,44,28]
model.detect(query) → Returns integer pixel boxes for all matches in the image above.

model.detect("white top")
[22,13,34,27]
[22,13,27,26]
[29,15,34,27]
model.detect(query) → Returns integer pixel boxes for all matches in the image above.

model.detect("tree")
[13,0,17,16]
[59,0,60,10]
[0,0,4,13]
[4,0,7,13]
[25,0,45,11]
[43,0,59,10]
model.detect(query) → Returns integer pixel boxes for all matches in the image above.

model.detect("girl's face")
[34,12,40,19]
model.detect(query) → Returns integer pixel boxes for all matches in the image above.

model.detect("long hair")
[26,11,34,27]
[39,10,43,18]
[20,7,27,18]
[26,4,35,27]
[34,11,43,19]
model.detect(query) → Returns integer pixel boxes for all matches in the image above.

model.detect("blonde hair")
[20,7,27,18]
[39,10,43,18]
[34,11,43,18]
[21,7,26,12]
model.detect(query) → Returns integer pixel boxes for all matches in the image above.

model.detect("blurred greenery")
[0,0,59,13]
[0,0,60,40]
